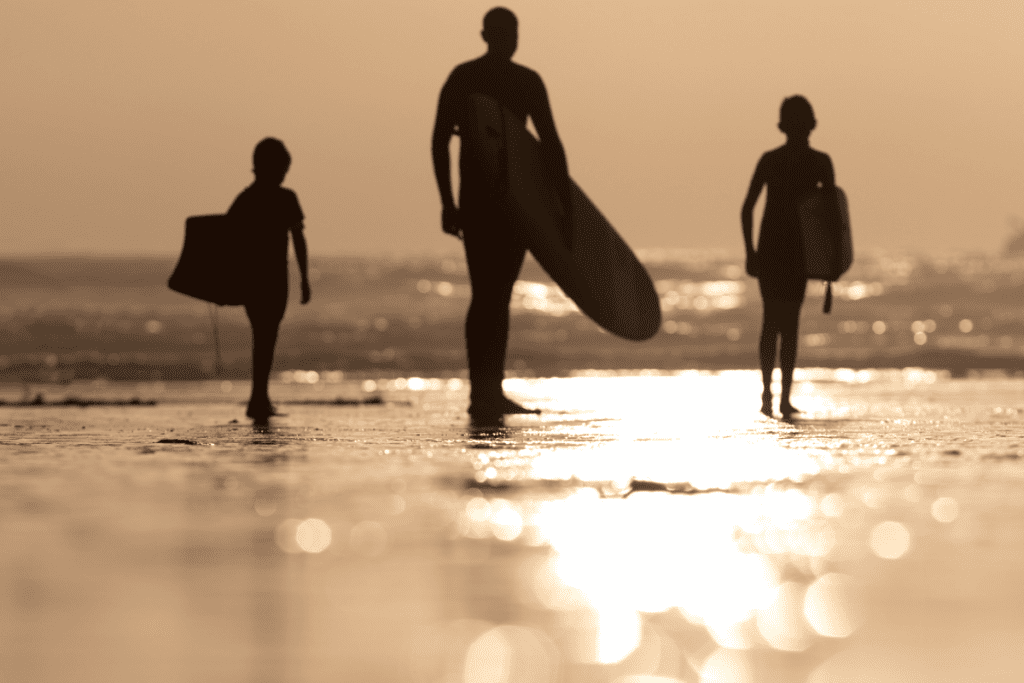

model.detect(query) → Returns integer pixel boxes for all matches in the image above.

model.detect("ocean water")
[3,370,1024,682]
[6,251,1024,384]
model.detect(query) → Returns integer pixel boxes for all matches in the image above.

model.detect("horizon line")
[0,246,1012,261]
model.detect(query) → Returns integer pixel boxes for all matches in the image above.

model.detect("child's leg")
[777,302,803,415]
[245,297,286,416]
[759,302,780,414]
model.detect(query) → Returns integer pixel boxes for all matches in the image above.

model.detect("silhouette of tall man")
[432,7,569,422]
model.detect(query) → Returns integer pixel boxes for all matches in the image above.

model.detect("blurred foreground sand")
[2,372,1024,682]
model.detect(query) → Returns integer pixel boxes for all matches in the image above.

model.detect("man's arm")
[529,74,572,246]
[431,79,460,238]
[291,223,311,304]
[741,157,767,277]
[528,75,569,186]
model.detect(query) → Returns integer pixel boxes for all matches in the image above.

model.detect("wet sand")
[2,370,1024,682]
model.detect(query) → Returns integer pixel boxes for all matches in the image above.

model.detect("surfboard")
[798,186,852,313]
[799,186,852,281]
[168,214,246,306]
[466,94,661,341]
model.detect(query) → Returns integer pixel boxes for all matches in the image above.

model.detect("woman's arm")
[741,157,767,276]
[291,223,311,304]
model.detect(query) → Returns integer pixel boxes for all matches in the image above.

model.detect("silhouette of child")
[741,96,836,418]
[227,138,311,420]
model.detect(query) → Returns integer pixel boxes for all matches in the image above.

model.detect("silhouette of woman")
[741,96,835,418]
[227,138,311,421]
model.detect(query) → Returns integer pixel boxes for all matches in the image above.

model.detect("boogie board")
[168,214,246,306]
[798,186,852,313]
[466,93,661,341]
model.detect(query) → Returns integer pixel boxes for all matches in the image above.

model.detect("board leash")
[207,302,224,378]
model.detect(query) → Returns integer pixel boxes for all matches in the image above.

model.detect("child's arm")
[741,156,767,277]
[291,223,311,304]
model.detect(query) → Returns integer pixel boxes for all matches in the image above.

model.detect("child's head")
[252,138,291,184]
[778,96,816,138]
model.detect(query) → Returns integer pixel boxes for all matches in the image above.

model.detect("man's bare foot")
[501,396,540,415]
[468,396,540,423]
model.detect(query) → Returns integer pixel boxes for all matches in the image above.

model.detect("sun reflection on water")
[502,375,825,490]
[500,478,874,669]
[321,371,944,677]
[438,373,896,669]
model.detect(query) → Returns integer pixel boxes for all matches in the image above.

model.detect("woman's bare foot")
[779,400,801,418]
[760,391,773,417]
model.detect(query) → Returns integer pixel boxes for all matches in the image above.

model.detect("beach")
[7,0,1024,679]
[3,370,1024,682]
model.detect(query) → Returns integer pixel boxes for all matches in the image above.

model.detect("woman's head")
[253,138,291,183]
[778,96,816,137]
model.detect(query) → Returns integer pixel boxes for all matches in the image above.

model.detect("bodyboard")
[467,93,661,341]
[798,186,852,281]
[168,214,246,306]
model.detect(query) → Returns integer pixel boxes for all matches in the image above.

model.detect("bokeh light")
[803,573,860,638]
[869,521,911,559]
[489,500,524,542]
[464,628,511,683]
[820,493,845,517]
[699,649,753,683]
[596,605,642,664]
[931,497,959,523]
[464,625,557,683]
[755,582,812,651]
[295,518,332,554]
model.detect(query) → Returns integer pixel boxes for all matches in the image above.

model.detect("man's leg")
[462,220,527,416]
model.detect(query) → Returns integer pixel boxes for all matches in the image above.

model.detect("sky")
[2,1,1023,257]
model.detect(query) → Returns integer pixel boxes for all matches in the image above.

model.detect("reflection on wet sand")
[2,371,1024,681]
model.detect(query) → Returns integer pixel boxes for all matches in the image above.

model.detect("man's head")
[778,96,816,138]
[482,7,517,60]
[253,137,291,184]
